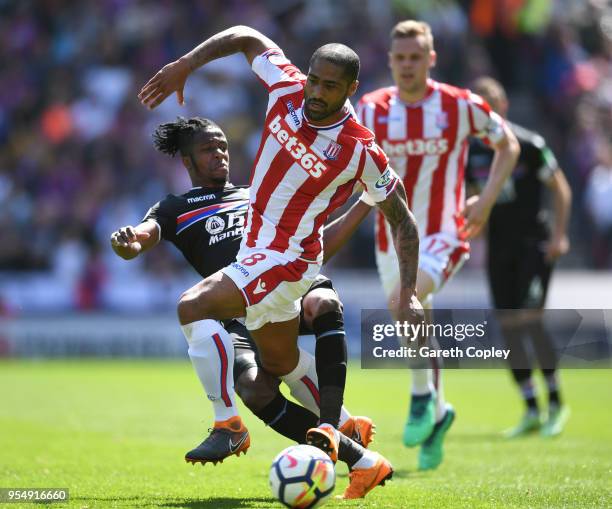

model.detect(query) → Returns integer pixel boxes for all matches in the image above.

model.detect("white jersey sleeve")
[359,142,400,203]
[467,92,506,145]
[251,48,305,92]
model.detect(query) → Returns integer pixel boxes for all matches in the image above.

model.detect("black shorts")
[488,238,553,309]
[223,274,336,381]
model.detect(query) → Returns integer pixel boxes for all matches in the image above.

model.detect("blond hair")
[390,20,434,51]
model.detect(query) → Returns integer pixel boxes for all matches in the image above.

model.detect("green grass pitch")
[1,360,611,508]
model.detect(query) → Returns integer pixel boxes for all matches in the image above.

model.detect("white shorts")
[222,249,321,331]
[375,232,470,300]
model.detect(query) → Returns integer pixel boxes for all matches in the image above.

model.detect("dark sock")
[543,370,561,407]
[338,433,364,468]
[256,393,359,470]
[517,376,538,414]
[511,368,532,385]
[253,392,318,443]
[525,395,538,413]
[548,390,560,407]
[313,310,347,428]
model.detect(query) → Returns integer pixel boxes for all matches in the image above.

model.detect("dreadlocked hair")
[152,116,222,156]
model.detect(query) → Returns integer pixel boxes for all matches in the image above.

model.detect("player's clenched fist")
[138,57,191,109]
[110,226,150,259]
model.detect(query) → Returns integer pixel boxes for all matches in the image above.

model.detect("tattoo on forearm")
[378,189,419,292]
[188,27,251,70]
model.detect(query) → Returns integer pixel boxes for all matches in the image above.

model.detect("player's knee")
[303,292,342,325]
[260,356,296,378]
[177,286,214,325]
[177,291,199,325]
[235,369,279,413]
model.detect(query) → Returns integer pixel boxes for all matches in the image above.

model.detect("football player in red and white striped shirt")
[349,20,519,470]
[139,25,423,498]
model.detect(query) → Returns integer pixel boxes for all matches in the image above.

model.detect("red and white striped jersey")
[242,48,399,263]
[357,80,506,250]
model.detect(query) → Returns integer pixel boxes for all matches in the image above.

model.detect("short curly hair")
[152,116,223,156]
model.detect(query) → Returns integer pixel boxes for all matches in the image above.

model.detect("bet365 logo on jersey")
[382,138,448,157]
[268,115,328,178]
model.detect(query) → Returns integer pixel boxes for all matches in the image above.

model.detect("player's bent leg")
[299,280,375,447]
[180,273,248,466]
[272,346,376,448]
[273,347,376,449]
[278,347,320,415]
[235,366,280,414]
[302,287,346,460]
[184,358,250,470]
[177,270,246,325]
[250,317,339,462]
[232,335,370,464]
[302,287,347,454]
[183,320,250,465]
[250,317,301,377]
[235,366,318,444]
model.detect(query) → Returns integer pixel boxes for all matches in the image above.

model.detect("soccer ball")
[269,444,336,508]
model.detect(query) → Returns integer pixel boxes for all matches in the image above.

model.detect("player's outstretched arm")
[322,198,373,264]
[110,221,159,260]
[461,123,520,239]
[138,26,277,109]
[376,183,423,322]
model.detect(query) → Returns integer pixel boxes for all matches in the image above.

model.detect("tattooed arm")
[139,26,276,109]
[376,182,424,325]
[376,182,419,295]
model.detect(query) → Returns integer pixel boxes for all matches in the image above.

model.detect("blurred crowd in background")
[0,0,611,312]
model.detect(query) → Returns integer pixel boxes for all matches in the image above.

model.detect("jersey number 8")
[241,253,267,266]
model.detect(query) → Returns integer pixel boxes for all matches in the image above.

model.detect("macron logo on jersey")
[286,100,301,129]
[382,138,449,157]
[268,115,328,178]
[186,193,216,204]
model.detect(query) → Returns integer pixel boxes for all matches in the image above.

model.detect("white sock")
[434,370,447,422]
[352,449,377,469]
[339,406,352,428]
[411,368,434,395]
[280,348,320,415]
[281,348,352,427]
[181,319,238,422]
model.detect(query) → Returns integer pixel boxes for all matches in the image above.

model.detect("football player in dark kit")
[110,116,378,477]
[466,77,572,437]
